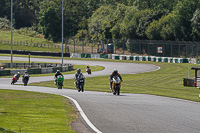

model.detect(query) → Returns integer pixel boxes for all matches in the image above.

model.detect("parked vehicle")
[112,75,121,95]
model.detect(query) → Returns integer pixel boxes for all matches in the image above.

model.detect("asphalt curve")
[1,56,200,133]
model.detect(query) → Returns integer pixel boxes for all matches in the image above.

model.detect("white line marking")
[62,95,102,133]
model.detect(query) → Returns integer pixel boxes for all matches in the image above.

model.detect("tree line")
[0,0,200,42]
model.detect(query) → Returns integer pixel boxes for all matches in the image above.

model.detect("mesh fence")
[1,38,200,58]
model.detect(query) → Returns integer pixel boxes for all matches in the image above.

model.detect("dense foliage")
[0,0,200,42]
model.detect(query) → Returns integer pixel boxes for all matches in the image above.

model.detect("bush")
[0,17,10,29]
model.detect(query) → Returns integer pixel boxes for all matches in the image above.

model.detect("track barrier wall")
[0,63,73,76]
[69,53,194,64]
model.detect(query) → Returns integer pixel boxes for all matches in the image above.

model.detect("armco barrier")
[3,63,63,68]
[112,54,117,59]
[0,70,10,76]
[91,54,100,59]
[69,53,191,64]
[164,57,168,63]
[62,66,69,71]
[41,68,53,74]
[120,55,126,60]
[126,55,133,60]
[108,54,112,59]
[142,56,147,61]
[53,67,62,73]
[100,54,108,59]
[112,54,119,60]
[10,69,27,75]
[0,65,73,76]
[0,50,70,57]
[81,53,91,58]
[189,58,197,64]
[135,56,139,61]
[27,68,42,74]
[158,57,162,62]
[70,53,81,58]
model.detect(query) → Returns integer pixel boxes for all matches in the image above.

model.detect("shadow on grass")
[0,127,15,133]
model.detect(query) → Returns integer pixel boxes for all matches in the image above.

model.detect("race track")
[1,56,200,133]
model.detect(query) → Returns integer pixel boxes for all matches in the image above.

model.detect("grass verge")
[1,54,199,101]
[31,62,200,102]
[0,89,77,133]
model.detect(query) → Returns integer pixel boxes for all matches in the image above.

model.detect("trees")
[191,9,200,40]
[88,5,115,40]
[40,6,60,42]
[1,0,200,42]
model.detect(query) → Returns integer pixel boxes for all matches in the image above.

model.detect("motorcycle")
[22,74,30,86]
[86,67,91,75]
[112,76,121,95]
[11,74,18,85]
[56,75,64,89]
[76,75,85,92]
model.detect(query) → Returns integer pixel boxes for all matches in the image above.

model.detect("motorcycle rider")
[14,72,20,80]
[54,70,63,85]
[86,65,91,74]
[86,65,90,70]
[11,72,20,85]
[110,69,122,89]
[22,71,30,83]
[75,68,84,88]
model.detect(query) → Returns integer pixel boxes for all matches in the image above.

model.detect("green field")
[0,89,77,133]
[0,30,63,52]
[30,59,200,102]
[0,30,51,44]
[1,54,198,102]
[0,57,104,133]
[0,54,200,133]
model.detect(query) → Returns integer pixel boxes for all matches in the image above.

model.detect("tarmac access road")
[0,56,200,133]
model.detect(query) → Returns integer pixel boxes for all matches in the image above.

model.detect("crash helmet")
[113,69,118,74]
[25,71,28,73]
[57,70,60,73]
[77,68,81,74]
[17,72,20,74]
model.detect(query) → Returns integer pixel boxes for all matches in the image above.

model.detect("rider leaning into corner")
[15,72,20,80]
[54,70,63,85]
[74,68,84,88]
[110,69,122,89]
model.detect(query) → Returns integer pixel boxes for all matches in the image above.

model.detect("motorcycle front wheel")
[80,84,84,92]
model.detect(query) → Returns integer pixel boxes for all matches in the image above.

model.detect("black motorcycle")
[77,75,85,92]
[23,74,30,86]
[86,68,91,75]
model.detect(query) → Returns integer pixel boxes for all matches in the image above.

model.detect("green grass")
[31,61,200,102]
[0,30,51,44]
[0,43,63,53]
[0,89,77,133]
[0,29,63,52]
[1,54,200,101]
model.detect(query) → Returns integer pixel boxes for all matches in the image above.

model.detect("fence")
[0,40,69,53]
[1,39,200,58]
[66,38,200,58]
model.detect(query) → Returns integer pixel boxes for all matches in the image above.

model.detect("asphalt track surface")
[1,56,200,133]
